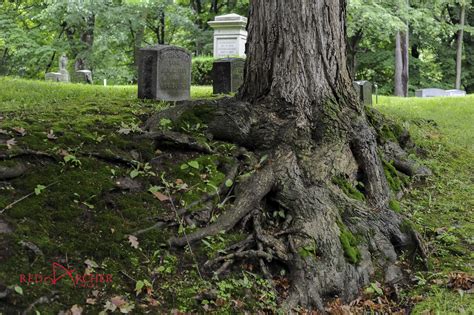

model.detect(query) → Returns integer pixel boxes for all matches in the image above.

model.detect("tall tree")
[394,0,410,97]
[149,0,422,310]
[455,2,466,89]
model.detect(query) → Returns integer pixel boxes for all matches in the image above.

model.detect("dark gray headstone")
[73,70,93,84]
[353,80,372,106]
[138,45,191,101]
[212,58,245,94]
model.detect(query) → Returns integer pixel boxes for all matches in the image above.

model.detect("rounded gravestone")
[138,45,191,101]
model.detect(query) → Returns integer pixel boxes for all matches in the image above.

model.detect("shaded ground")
[0,78,472,314]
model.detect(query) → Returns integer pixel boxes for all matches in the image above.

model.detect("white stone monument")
[208,13,247,58]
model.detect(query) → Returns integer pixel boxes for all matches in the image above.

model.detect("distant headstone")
[212,58,245,94]
[445,89,466,97]
[353,80,372,105]
[73,70,93,84]
[138,45,191,101]
[45,54,70,83]
[415,88,446,98]
[208,14,248,58]
[415,88,466,98]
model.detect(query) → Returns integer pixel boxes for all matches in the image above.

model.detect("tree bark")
[146,0,420,311]
[455,4,466,90]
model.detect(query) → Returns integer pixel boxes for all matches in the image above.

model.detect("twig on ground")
[22,291,59,315]
[0,181,58,215]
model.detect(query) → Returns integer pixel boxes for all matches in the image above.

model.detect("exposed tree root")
[0,149,57,161]
[145,98,426,311]
[168,164,274,247]
[136,130,213,154]
[83,152,138,166]
[176,162,239,217]
[0,163,27,180]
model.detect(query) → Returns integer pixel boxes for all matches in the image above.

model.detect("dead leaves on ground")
[448,272,474,292]
[128,235,139,249]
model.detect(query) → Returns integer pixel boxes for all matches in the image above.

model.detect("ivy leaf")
[188,160,200,169]
[14,285,23,295]
[130,169,140,179]
[34,184,46,195]
[135,280,144,295]
[225,179,233,188]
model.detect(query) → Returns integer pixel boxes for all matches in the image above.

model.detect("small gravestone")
[212,58,245,94]
[45,54,70,82]
[445,89,466,97]
[138,45,191,101]
[415,88,446,98]
[73,70,93,84]
[208,14,248,58]
[353,80,372,105]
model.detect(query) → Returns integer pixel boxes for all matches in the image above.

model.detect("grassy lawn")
[0,77,472,314]
[376,95,474,314]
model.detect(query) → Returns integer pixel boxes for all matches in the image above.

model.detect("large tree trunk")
[146,0,423,311]
[455,4,466,90]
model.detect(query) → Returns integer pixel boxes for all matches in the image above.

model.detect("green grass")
[376,95,474,150]
[375,95,474,314]
[0,78,472,313]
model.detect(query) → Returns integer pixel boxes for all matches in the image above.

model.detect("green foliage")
[192,56,215,85]
[389,199,402,213]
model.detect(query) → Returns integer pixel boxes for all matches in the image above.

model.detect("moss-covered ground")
[0,78,472,314]
[0,78,275,314]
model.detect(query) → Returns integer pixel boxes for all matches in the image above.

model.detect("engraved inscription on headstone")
[208,14,248,58]
[138,45,191,101]
[212,58,245,94]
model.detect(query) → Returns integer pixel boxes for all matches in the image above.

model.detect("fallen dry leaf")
[6,138,16,150]
[152,191,170,202]
[47,129,58,140]
[128,235,139,249]
[12,127,26,136]
[111,296,127,307]
[58,149,70,156]
[86,298,97,305]
[70,304,83,315]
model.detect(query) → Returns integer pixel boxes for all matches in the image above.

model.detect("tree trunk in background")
[394,31,404,96]
[455,4,466,90]
[75,14,95,71]
[402,30,409,96]
[133,12,147,68]
[347,30,363,79]
[394,31,409,97]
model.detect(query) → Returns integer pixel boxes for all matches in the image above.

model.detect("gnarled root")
[146,100,423,312]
